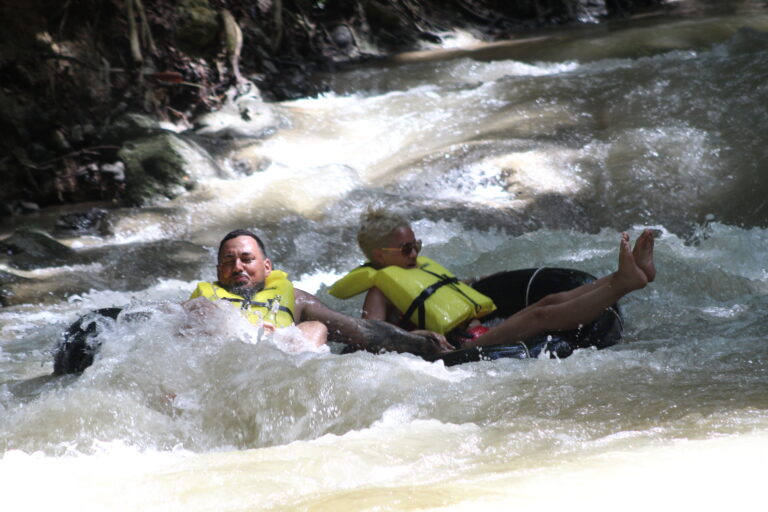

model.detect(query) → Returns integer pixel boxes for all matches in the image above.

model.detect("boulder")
[0,270,28,307]
[118,132,225,205]
[103,113,166,144]
[54,208,111,236]
[0,273,110,307]
[176,0,220,57]
[0,238,210,306]
[92,239,210,289]
[0,229,79,270]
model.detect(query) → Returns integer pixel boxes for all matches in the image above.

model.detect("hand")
[182,297,219,315]
[180,297,221,336]
[261,322,277,334]
[412,329,454,353]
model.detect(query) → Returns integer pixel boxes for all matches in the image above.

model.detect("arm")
[362,286,388,321]
[293,288,452,356]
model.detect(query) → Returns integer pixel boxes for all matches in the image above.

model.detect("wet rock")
[51,129,71,151]
[103,113,165,144]
[19,201,40,213]
[97,239,210,287]
[0,273,110,307]
[0,229,79,270]
[118,132,225,205]
[70,124,85,144]
[100,161,126,181]
[176,0,220,57]
[0,238,210,306]
[229,154,272,176]
[0,201,32,217]
[0,270,26,306]
[54,208,110,236]
[521,194,593,232]
[331,25,356,48]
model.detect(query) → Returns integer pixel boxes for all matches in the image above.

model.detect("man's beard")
[222,278,265,299]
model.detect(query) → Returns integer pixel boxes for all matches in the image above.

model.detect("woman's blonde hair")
[357,207,410,260]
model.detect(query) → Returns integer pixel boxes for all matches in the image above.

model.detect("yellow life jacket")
[329,257,496,334]
[189,270,295,328]
[327,263,377,299]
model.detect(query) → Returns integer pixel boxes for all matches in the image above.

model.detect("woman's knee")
[524,304,555,328]
[532,292,566,308]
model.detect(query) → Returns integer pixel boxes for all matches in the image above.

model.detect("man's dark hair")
[217,229,268,260]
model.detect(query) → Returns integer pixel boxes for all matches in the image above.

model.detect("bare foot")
[616,233,649,292]
[632,229,656,283]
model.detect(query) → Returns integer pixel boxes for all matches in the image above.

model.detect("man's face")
[373,225,421,269]
[217,236,272,296]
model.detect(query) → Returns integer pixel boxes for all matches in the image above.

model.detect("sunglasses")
[380,239,422,256]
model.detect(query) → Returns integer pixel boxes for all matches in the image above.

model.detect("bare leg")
[526,231,657,307]
[298,321,328,348]
[466,233,649,348]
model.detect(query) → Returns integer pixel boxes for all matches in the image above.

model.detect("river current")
[2,6,768,511]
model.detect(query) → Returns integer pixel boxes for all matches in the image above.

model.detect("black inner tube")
[53,308,122,375]
[436,268,623,366]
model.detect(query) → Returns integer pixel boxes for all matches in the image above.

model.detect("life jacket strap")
[221,297,295,322]
[399,265,482,330]
[419,267,484,312]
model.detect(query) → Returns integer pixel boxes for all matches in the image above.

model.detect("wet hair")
[357,207,410,260]
[217,229,268,260]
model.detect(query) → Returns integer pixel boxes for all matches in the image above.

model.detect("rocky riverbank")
[0,0,667,217]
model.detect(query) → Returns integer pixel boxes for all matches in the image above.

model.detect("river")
[1,4,767,511]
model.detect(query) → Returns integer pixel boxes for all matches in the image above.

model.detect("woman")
[330,209,656,349]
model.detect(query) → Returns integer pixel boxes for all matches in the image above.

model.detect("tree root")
[125,0,155,64]
[221,9,244,86]
[272,0,284,51]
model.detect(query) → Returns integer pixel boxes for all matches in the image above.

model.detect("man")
[330,209,656,349]
[185,229,454,355]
